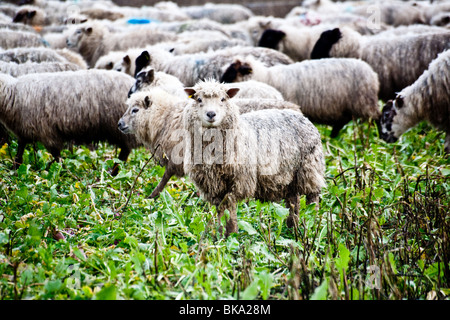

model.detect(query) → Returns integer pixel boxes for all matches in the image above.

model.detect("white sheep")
[141,45,294,87]
[65,21,178,67]
[118,86,301,199]
[310,27,450,101]
[182,79,326,236]
[0,69,139,175]
[380,49,450,153]
[0,29,44,49]
[0,60,81,77]
[221,56,380,137]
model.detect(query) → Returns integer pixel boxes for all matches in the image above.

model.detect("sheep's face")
[380,99,402,143]
[128,69,155,98]
[118,94,151,134]
[66,25,92,48]
[185,86,240,128]
[220,60,252,83]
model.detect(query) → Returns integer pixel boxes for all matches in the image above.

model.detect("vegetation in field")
[0,120,449,300]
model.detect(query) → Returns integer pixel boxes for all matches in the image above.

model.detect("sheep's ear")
[239,63,252,76]
[123,55,131,66]
[80,18,88,24]
[134,51,151,78]
[13,12,25,23]
[106,62,113,70]
[144,96,151,109]
[226,88,240,99]
[395,96,404,109]
[144,69,155,84]
[185,88,196,98]
[27,10,36,19]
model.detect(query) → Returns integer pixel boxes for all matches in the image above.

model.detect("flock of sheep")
[0,0,449,237]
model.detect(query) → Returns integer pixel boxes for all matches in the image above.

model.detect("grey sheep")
[118,86,301,199]
[0,29,45,49]
[0,60,80,77]
[0,69,140,175]
[380,49,450,153]
[0,47,67,64]
[310,27,450,101]
[221,56,380,137]
[141,45,294,87]
[65,21,178,68]
[183,79,326,237]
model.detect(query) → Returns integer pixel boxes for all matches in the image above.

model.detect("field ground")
[0,119,449,300]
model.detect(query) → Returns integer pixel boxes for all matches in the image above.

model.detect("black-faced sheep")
[140,45,294,87]
[129,51,284,101]
[0,70,140,174]
[310,27,450,102]
[221,56,380,137]
[118,86,300,199]
[380,49,450,153]
[182,79,326,236]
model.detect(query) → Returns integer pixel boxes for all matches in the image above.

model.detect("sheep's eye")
[197,97,202,103]
[131,107,139,114]
[221,98,225,102]
[76,30,81,34]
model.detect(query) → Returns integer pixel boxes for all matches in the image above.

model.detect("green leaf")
[238,220,257,235]
[310,279,328,300]
[335,243,350,272]
[94,283,117,300]
[241,279,259,300]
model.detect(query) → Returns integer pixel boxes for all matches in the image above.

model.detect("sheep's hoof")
[286,214,299,228]
[109,163,120,176]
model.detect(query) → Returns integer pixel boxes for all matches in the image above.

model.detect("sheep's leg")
[110,146,131,176]
[286,195,299,228]
[148,168,174,199]
[13,140,27,169]
[445,132,450,154]
[217,194,238,237]
[330,120,349,138]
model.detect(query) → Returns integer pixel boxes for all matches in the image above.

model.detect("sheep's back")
[11,70,136,147]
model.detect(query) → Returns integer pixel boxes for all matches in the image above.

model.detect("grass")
[0,119,449,300]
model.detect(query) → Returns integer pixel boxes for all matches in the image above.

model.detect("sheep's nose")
[118,119,126,130]
[206,111,216,120]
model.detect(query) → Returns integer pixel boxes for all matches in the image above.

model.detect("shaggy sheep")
[310,27,450,101]
[0,70,139,174]
[221,56,380,137]
[0,29,44,49]
[380,49,450,153]
[182,79,326,236]
[0,60,81,77]
[180,3,253,24]
[130,50,284,100]
[65,21,178,67]
[0,47,67,64]
[140,45,293,87]
[119,86,299,199]
[127,67,187,99]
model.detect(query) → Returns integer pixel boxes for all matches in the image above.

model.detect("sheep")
[379,49,450,153]
[221,56,380,137]
[182,79,326,236]
[0,47,67,64]
[0,60,81,77]
[129,50,284,100]
[140,45,294,87]
[118,86,300,199]
[65,21,178,68]
[12,5,62,26]
[310,27,450,101]
[180,3,254,24]
[0,70,140,174]
[54,48,88,70]
[0,29,44,49]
